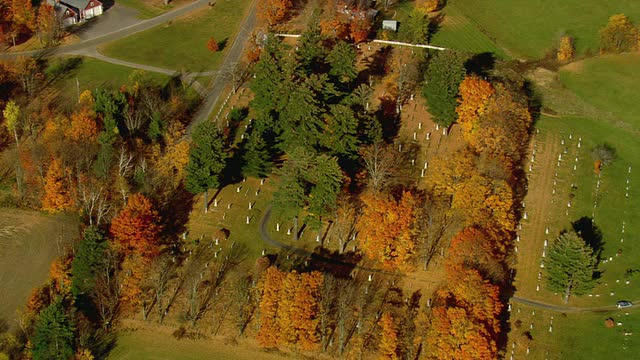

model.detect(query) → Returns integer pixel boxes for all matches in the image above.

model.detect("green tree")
[185,120,227,213]
[599,14,638,54]
[307,155,343,221]
[297,16,325,73]
[326,41,358,84]
[399,9,431,43]
[32,300,75,360]
[320,104,359,160]
[241,130,273,178]
[71,226,108,297]
[544,230,597,304]
[272,148,312,220]
[422,50,468,127]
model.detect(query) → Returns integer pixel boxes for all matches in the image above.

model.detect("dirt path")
[513,131,561,298]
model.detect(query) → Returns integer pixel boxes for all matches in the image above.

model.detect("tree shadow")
[159,184,195,239]
[465,52,496,77]
[427,13,445,43]
[572,216,604,262]
[376,95,401,141]
[217,37,229,52]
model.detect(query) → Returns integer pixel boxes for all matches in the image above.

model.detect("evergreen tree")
[71,226,108,297]
[422,50,468,127]
[544,230,597,304]
[307,155,343,221]
[32,300,75,360]
[399,9,431,44]
[297,17,325,73]
[327,41,358,84]
[272,147,312,220]
[320,104,359,160]
[241,130,273,178]
[185,121,226,213]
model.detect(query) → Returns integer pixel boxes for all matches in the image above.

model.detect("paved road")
[511,296,640,313]
[0,0,211,59]
[187,0,257,134]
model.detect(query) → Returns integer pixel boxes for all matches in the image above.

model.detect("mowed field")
[101,0,252,72]
[429,2,508,59]
[108,327,289,360]
[46,56,171,102]
[450,0,640,59]
[0,209,78,326]
[508,303,638,359]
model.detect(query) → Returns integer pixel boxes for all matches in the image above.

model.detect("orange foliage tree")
[446,228,506,281]
[378,312,399,359]
[428,306,498,359]
[48,255,73,300]
[41,158,74,213]
[349,17,371,43]
[357,191,419,271]
[465,84,532,164]
[257,266,285,347]
[66,109,98,142]
[257,267,323,350]
[110,193,163,259]
[456,75,494,142]
[257,0,293,26]
[206,37,219,52]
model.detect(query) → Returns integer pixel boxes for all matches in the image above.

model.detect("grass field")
[0,209,78,327]
[101,0,251,73]
[46,56,171,100]
[449,0,640,59]
[108,327,288,360]
[508,303,638,359]
[559,53,640,132]
[507,51,640,358]
[429,2,508,59]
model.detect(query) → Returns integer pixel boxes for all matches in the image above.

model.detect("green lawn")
[530,114,640,306]
[559,53,640,132]
[108,328,288,360]
[101,0,251,73]
[116,0,169,19]
[429,2,508,59]
[509,304,639,359]
[46,56,171,97]
[449,0,640,59]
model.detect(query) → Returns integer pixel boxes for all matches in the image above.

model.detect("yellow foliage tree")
[557,35,575,62]
[600,14,639,54]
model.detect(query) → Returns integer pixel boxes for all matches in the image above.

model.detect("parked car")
[617,300,633,308]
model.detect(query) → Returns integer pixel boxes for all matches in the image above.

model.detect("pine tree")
[544,230,597,303]
[71,226,108,297]
[32,299,75,360]
[297,17,325,73]
[241,131,273,178]
[327,41,358,84]
[422,50,468,127]
[185,120,226,213]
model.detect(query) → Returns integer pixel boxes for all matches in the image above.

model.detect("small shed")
[382,20,398,32]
